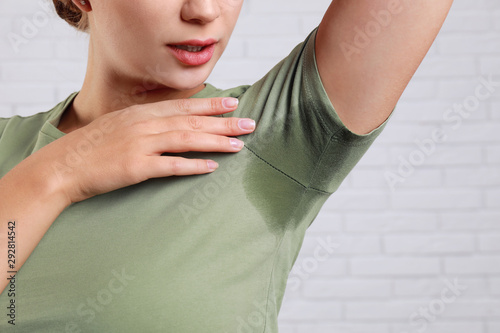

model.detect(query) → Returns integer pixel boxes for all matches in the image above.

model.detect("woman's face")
[86,0,244,94]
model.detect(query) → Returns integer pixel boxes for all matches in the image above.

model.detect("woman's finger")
[145,97,240,118]
[150,115,256,136]
[146,131,245,154]
[145,156,219,178]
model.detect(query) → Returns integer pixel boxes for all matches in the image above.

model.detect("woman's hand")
[25,97,255,204]
[1,97,253,294]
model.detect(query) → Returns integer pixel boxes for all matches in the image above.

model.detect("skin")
[58,0,244,132]
[0,0,249,293]
[0,0,454,296]
[316,0,454,134]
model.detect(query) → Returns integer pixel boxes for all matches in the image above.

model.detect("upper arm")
[316,0,454,135]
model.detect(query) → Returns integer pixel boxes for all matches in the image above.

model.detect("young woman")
[0,0,453,331]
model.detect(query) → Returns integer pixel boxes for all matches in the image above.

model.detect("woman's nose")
[182,0,221,24]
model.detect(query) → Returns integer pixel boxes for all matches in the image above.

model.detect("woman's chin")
[168,76,209,93]
[136,81,207,101]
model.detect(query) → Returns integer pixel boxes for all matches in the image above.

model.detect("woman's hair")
[52,0,89,33]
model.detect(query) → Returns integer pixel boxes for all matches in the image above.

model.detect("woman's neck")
[57,39,206,134]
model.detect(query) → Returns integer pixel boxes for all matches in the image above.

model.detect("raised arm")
[316,0,454,135]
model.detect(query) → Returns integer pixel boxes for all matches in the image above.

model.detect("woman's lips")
[167,39,217,66]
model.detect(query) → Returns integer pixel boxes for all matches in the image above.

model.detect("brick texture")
[1,0,498,332]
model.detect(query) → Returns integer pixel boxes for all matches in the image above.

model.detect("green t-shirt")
[0,28,390,332]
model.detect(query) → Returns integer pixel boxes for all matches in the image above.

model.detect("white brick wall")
[1,1,499,332]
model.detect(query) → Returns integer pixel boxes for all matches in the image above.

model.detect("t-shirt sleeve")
[233,26,393,194]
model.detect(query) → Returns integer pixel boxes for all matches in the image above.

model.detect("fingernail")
[238,118,255,131]
[230,138,244,149]
[222,98,239,109]
[207,160,218,170]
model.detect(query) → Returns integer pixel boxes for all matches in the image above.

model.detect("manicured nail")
[230,138,244,149]
[207,160,218,170]
[238,118,255,131]
[222,97,239,109]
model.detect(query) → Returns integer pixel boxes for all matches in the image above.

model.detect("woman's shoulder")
[0,110,52,141]
[1,108,53,124]
[0,91,78,140]
[192,83,251,99]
